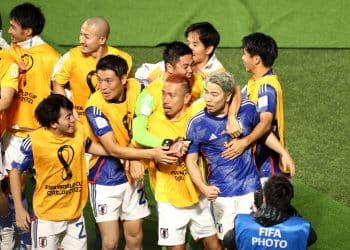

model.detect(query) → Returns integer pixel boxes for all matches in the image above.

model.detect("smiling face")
[8,19,31,43]
[186,31,213,66]
[79,22,105,55]
[242,48,258,73]
[97,69,127,102]
[52,108,76,136]
[166,54,194,79]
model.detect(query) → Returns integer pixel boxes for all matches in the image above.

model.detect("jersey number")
[75,221,86,239]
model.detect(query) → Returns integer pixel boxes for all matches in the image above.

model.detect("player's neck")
[193,58,209,73]
[90,45,108,60]
[252,66,272,80]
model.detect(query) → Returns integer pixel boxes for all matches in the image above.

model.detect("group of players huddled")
[0,2,317,250]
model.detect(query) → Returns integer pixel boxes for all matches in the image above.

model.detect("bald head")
[83,16,110,38]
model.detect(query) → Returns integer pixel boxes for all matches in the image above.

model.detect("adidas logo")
[209,134,217,140]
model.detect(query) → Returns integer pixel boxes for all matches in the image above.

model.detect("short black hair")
[185,22,220,57]
[10,2,45,36]
[263,174,294,212]
[163,41,192,67]
[242,32,278,67]
[96,55,128,78]
[35,94,73,128]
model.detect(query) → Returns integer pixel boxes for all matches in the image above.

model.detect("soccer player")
[0,15,19,247]
[2,3,60,248]
[52,16,132,120]
[223,174,317,249]
[135,22,224,85]
[228,32,291,183]
[134,74,221,249]
[185,71,294,241]
[185,22,223,75]
[10,94,109,250]
[85,55,177,250]
[132,41,204,148]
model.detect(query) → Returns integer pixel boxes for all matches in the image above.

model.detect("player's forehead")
[80,22,98,36]
[205,82,224,93]
[59,108,72,118]
[187,31,202,43]
[176,54,193,66]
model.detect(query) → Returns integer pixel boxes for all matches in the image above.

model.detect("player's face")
[53,108,76,136]
[97,69,127,102]
[79,23,103,54]
[162,81,190,119]
[242,48,257,73]
[204,82,231,116]
[186,31,211,66]
[8,19,30,43]
[169,54,194,79]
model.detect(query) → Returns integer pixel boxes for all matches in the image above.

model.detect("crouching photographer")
[223,174,317,250]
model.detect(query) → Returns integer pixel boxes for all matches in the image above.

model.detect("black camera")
[254,189,263,209]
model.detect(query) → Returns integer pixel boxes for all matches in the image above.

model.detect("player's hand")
[202,185,220,201]
[280,151,296,177]
[226,115,242,138]
[121,159,130,172]
[15,207,31,232]
[129,160,145,182]
[153,146,178,165]
[222,138,248,159]
[170,139,191,157]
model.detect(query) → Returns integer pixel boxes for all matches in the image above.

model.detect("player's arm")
[263,133,295,176]
[99,131,176,163]
[86,138,108,156]
[52,52,71,96]
[223,85,276,158]
[132,88,164,147]
[226,85,243,138]
[9,137,33,231]
[186,153,220,201]
[85,106,177,164]
[0,62,18,111]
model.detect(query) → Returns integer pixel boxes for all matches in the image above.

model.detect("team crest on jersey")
[98,204,107,215]
[39,237,47,247]
[160,228,169,239]
[21,54,34,71]
[86,70,97,93]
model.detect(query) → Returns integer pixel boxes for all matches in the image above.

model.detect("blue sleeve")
[85,106,113,136]
[186,121,200,154]
[11,137,34,172]
[257,84,276,115]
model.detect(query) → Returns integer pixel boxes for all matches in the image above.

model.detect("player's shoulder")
[108,46,132,59]
[187,109,206,128]
[241,98,255,108]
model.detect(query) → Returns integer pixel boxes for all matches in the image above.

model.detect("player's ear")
[205,45,214,56]
[184,92,192,105]
[225,93,232,103]
[253,55,261,65]
[165,62,175,74]
[99,36,107,45]
[50,122,58,130]
[120,74,128,86]
[23,27,33,38]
